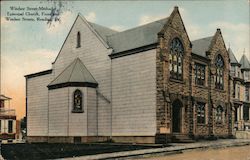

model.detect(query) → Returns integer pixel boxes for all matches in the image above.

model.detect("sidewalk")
[62,139,250,160]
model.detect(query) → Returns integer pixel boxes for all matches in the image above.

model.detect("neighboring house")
[25,7,234,144]
[229,49,250,131]
[0,95,17,142]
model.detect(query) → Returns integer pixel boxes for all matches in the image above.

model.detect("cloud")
[138,14,167,26]
[46,10,74,34]
[31,49,57,59]
[209,21,249,60]
[137,7,204,40]
[1,48,57,119]
[110,25,126,31]
[85,12,96,22]
[1,16,11,25]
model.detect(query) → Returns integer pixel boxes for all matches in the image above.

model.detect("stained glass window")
[169,38,184,80]
[215,54,224,90]
[73,89,83,112]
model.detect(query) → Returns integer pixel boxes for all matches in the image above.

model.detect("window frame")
[169,37,184,81]
[76,31,81,48]
[215,105,224,124]
[215,54,224,90]
[195,63,206,86]
[8,120,13,133]
[246,87,249,101]
[243,105,249,120]
[72,89,84,113]
[197,102,206,124]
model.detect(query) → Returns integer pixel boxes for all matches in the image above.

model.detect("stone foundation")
[27,136,155,144]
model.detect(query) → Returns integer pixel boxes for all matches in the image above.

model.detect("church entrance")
[172,99,182,133]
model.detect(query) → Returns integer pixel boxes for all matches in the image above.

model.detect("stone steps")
[172,134,195,143]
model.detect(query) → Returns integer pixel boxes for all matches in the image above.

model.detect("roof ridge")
[77,58,97,83]
[107,17,169,38]
[191,36,213,42]
[49,59,77,85]
[88,21,118,33]
[68,58,79,82]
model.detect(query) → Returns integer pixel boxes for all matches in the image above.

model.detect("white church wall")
[87,87,97,136]
[53,16,112,136]
[27,73,52,136]
[112,49,157,136]
[48,88,69,136]
[68,87,88,136]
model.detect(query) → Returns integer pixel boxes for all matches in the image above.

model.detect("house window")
[195,63,206,86]
[8,120,13,133]
[243,105,249,120]
[77,32,81,48]
[197,102,206,124]
[72,89,83,112]
[230,66,236,77]
[169,38,184,80]
[246,87,249,101]
[237,85,240,99]
[215,54,224,90]
[215,105,223,124]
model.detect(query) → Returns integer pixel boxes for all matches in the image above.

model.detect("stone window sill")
[72,110,84,113]
[197,123,207,126]
[169,78,184,84]
[213,88,226,93]
[215,123,225,126]
[195,85,208,89]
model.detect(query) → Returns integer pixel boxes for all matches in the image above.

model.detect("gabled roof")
[191,36,213,57]
[48,58,97,88]
[228,48,239,64]
[0,95,11,101]
[107,18,169,54]
[88,22,118,44]
[239,54,250,69]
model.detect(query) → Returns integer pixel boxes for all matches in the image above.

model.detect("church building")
[25,7,234,143]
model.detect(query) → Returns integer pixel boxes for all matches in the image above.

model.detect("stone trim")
[27,136,155,144]
[24,69,52,79]
[48,82,98,90]
[109,43,157,59]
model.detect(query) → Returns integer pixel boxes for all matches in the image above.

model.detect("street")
[139,145,250,160]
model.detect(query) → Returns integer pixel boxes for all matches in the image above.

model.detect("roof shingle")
[48,58,97,87]
[228,48,239,64]
[107,18,169,54]
[191,36,213,57]
[239,54,250,69]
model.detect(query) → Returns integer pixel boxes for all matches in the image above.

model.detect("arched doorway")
[172,99,182,133]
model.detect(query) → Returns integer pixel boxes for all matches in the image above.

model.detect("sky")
[1,0,249,120]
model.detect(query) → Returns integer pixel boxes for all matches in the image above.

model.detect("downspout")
[207,51,214,138]
[110,52,113,141]
[47,89,49,142]
[25,78,28,139]
[67,88,69,138]
[228,72,232,137]
[188,63,193,137]
[96,88,98,139]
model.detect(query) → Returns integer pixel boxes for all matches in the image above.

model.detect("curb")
[61,140,250,160]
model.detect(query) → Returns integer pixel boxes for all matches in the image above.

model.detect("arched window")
[77,31,81,48]
[215,105,223,123]
[72,89,83,112]
[215,54,224,90]
[169,38,184,80]
[197,102,206,124]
